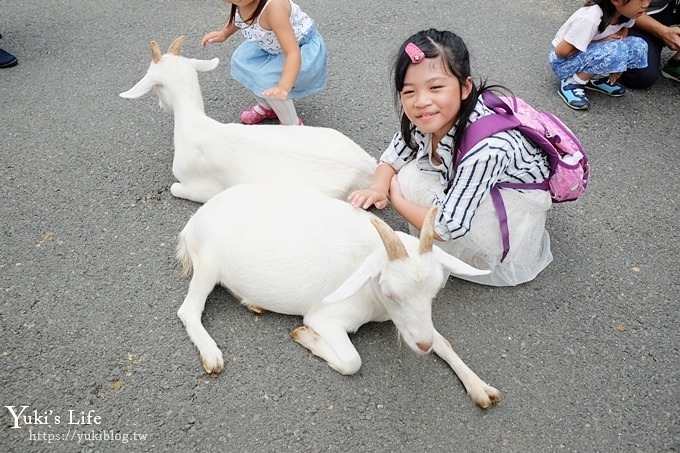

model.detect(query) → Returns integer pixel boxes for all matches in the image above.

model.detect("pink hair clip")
[405,42,425,64]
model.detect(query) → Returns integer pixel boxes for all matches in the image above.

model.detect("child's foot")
[558,79,589,110]
[661,57,680,83]
[585,77,626,96]
[240,105,278,125]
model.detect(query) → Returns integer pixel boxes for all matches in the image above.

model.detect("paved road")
[1,0,678,451]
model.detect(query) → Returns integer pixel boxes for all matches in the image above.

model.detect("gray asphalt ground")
[1,0,678,452]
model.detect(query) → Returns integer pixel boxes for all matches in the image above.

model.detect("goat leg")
[432,329,502,409]
[176,276,224,374]
[292,323,362,376]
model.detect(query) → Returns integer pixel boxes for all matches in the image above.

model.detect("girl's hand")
[602,29,626,42]
[262,86,290,100]
[200,30,228,47]
[348,189,389,210]
[608,72,622,84]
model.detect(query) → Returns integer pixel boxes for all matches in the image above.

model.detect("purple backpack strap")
[457,91,536,263]
[489,186,510,263]
[456,104,520,166]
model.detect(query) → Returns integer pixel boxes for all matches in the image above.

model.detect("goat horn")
[418,205,439,254]
[151,41,162,64]
[370,216,408,261]
[168,35,186,55]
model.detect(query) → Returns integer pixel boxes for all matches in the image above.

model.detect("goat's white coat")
[119,37,376,203]
[176,184,502,408]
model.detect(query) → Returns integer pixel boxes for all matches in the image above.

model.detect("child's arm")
[200,21,239,47]
[554,39,579,58]
[260,0,301,100]
[348,163,396,210]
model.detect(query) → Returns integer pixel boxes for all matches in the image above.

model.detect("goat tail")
[176,232,194,277]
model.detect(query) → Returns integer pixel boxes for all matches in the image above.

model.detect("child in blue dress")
[549,0,649,110]
[201,0,327,125]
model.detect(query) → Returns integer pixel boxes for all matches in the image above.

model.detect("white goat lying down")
[119,36,376,203]
[176,184,502,408]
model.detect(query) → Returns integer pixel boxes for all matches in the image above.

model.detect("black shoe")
[0,48,18,68]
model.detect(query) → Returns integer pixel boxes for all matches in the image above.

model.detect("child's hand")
[262,86,290,100]
[348,189,389,210]
[606,30,625,41]
[200,30,228,47]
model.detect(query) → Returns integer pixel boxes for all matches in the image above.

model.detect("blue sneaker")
[558,79,589,110]
[585,77,626,96]
[0,48,18,68]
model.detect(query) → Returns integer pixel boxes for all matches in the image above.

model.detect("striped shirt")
[380,97,550,241]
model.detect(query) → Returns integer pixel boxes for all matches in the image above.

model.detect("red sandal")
[239,105,278,124]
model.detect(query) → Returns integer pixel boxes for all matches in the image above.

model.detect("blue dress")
[230,0,327,99]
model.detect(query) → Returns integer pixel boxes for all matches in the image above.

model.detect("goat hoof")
[472,384,502,409]
[291,325,318,344]
[201,351,224,375]
[247,305,267,315]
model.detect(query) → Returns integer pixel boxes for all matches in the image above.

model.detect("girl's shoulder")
[571,4,603,21]
[260,0,292,21]
[464,95,541,156]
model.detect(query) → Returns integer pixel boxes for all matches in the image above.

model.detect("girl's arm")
[554,39,579,58]
[348,163,396,210]
[260,0,301,99]
[200,21,239,47]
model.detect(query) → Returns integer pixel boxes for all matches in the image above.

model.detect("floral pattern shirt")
[235,0,314,54]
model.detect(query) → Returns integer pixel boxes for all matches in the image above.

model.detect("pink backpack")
[456,91,590,261]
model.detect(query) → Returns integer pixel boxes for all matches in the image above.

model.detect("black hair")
[584,0,632,32]
[392,29,502,153]
[228,1,267,26]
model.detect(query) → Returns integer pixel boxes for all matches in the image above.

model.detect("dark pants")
[620,3,680,88]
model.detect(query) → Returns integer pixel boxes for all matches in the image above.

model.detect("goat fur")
[119,36,376,203]
[176,183,502,408]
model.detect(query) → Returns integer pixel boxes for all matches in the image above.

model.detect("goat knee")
[292,325,362,375]
[332,353,362,376]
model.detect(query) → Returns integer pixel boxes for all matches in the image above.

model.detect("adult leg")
[621,5,679,88]
[620,29,664,88]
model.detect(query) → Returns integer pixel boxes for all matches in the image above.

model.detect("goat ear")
[189,58,220,73]
[433,247,491,277]
[322,249,384,304]
[119,74,155,99]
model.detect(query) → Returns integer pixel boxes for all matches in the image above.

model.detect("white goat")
[176,184,502,408]
[119,36,376,203]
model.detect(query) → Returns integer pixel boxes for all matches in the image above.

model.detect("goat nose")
[416,341,432,352]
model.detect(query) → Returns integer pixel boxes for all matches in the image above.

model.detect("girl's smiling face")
[399,57,473,145]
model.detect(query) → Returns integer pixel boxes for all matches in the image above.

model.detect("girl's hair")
[392,28,498,153]
[228,1,267,26]
[584,0,632,32]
